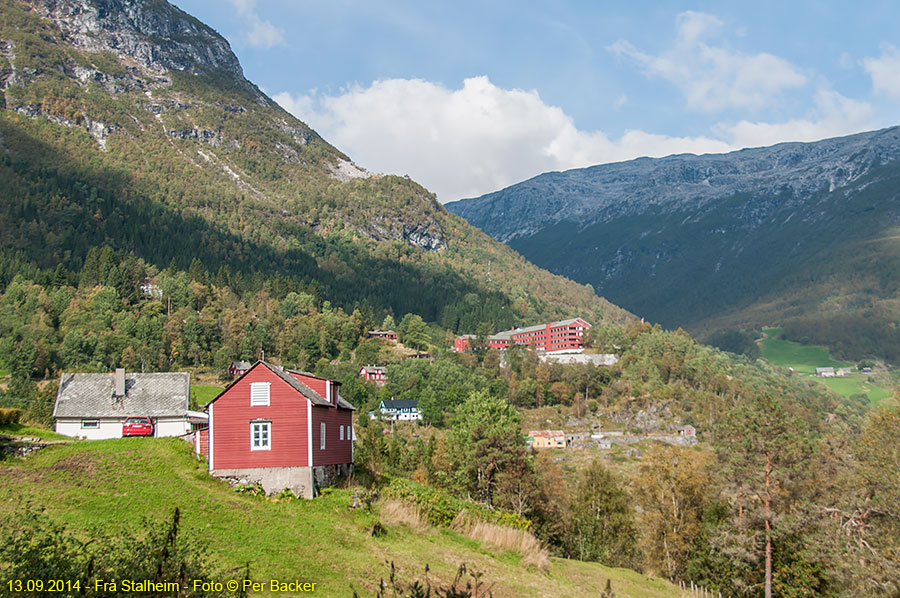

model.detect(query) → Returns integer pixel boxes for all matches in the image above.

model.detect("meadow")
[0,437,687,598]
[760,328,891,403]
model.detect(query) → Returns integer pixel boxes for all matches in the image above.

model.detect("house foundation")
[212,463,351,499]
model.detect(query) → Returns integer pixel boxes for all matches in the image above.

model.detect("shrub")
[451,511,549,572]
[378,499,427,532]
[0,408,23,424]
[0,507,248,596]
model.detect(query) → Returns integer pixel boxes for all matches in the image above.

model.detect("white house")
[53,369,206,439]
[375,399,422,421]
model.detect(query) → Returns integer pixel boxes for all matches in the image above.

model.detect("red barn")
[204,361,354,498]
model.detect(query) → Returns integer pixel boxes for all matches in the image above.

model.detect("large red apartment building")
[453,317,591,354]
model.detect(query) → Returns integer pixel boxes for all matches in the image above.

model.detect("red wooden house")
[203,361,354,498]
[359,365,387,385]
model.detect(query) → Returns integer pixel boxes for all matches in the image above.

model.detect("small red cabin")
[359,365,387,385]
[204,361,354,498]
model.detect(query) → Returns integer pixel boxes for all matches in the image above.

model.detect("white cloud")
[275,77,732,202]
[608,11,807,112]
[273,76,878,203]
[718,88,874,148]
[227,0,285,49]
[864,44,900,98]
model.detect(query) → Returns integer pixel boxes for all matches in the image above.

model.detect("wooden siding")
[210,365,309,469]
[312,402,353,466]
[197,428,209,458]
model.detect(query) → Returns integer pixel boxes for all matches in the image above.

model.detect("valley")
[0,1,898,597]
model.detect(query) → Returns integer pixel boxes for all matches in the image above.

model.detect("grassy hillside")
[759,328,892,404]
[0,438,686,598]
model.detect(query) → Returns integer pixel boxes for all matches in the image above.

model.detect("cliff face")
[448,127,900,243]
[28,0,244,78]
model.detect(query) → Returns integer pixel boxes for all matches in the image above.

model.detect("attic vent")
[250,382,270,406]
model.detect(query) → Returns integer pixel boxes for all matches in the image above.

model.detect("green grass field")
[0,438,687,598]
[760,328,890,403]
[190,384,224,408]
[759,328,851,374]
[0,422,68,440]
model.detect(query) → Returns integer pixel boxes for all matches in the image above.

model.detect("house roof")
[231,361,252,369]
[207,361,355,411]
[816,367,835,374]
[53,372,190,418]
[380,399,418,410]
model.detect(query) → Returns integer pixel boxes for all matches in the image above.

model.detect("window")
[251,421,271,450]
[250,382,270,406]
[81,420,99,429]
[339,425,344,441]
[346,425,352,440]
[320,422,326,450]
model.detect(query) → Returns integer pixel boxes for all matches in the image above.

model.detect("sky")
[172,0,900,203]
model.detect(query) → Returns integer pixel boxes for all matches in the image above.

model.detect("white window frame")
[320,421,326,450]
[250,420,271,451]
[339,425,344,441]
[250,382,270,406]
[81,420,99,429]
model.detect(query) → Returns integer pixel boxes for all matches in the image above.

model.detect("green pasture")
[190,384,224,408]
[760,328,890,403]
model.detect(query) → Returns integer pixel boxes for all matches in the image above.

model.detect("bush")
[0,408,23,424]
[0,507,248,596]
[383,478,530,531]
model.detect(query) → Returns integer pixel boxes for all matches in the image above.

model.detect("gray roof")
[262,362,356,411]
[381,399,419,410]
[361,365,387,374]
[206,362,356,411]
[53,372,191,418]
[232,361,252,369]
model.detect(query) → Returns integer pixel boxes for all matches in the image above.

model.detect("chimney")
[114,368,126,397]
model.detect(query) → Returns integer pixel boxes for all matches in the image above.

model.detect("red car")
[122,416,155,437]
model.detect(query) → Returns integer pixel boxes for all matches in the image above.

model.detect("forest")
[0,246,897,598]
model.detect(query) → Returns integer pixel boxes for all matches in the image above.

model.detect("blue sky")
[173,0,900,202]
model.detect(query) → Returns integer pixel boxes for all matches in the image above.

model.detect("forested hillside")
[1,3,898,598]
[447,128,900,361]
[0,0,627,336]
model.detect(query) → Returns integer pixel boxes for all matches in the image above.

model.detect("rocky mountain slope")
[447,128,900,359]
[0,0,630,331]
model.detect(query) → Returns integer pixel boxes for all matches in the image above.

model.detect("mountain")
[0,0,629,331]
[447,128,900,360]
